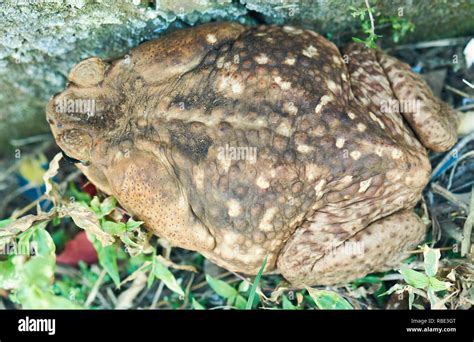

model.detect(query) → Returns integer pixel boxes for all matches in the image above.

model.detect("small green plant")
[0,219,81,309]
[350,4,380,48]
[350,2,415,48]
[306,287,353,310]
[205,274,247,309]
[0,153,186,309]
[380,16,415,43]
[381,245,453,309]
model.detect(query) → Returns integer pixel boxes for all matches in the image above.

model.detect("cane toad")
[46,23,458,286]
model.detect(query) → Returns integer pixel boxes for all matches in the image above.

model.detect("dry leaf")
[156,255,197,273]
[120,261,152,286]
[43,152,62,197]
[59,203,114,247]
[447,269,456,282]
[115,271,147,309]
[269,286,289,303]
[0,213,51,238]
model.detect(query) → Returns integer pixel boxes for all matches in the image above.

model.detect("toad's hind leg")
[345,42,458,152]
[376,50,458,152]
[277,210,426,286]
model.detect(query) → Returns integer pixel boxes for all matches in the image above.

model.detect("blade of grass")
[245,255,267,310]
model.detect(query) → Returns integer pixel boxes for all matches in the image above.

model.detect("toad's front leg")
[103,146,216,252]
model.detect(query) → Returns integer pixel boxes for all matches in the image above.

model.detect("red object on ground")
[57,231,98,266]
[80,179,97,197]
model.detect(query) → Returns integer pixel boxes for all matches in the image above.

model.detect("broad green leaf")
[400,268,430,289]
[101,221,127,235]
[99,197,117,217]
[147,268,155,289]
[90,196,101,214]
[92,239,120,288]
[246,255,267,309]
[17,221,52,257]
[306,287,353,310]
[32,225,55,256]
[0,259,20,290]
[17,285,81,309]
[126,219,143,231]
[153,259,184,296]
[423,245,441,277]
[206,274,238,300]
[282,295,298,310]
[22,255,55,289]
[234,294,247,309]
[429,277,451,292]
[191,298,205,310]
[17,225,39,256]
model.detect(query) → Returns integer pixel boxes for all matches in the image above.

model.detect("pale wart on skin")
[47,23,458,286]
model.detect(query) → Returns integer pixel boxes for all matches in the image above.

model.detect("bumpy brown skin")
[46,23,458,286]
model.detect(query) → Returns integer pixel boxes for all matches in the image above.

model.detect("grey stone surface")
[1,0,473,154]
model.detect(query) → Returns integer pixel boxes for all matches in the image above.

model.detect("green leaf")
[206,274,238,300]
[246,255,267,309]
[352,37,365,43]
[0,218,14,228]
[306,287,353,310]
[153,259,184,296]
[378,283,405,297]
[429,277,451,292]
[22,255,55,289]
[17,221,50,255]
[400,267,430,289]
[146,250,156,289]
[32,225,55,256]
[17,285,81,309]
[282,295,298,310]
[352,274,382,286]
[427,288,439,308]
[0,259,20,290]
[423,246,441,277]
[191,297,205,310]
[146,269,155,289]
[68,182,91,203]
[234,294,247,309]
[92,239,120,288]
[125,219,143,231]
[89,196,101,215]
[238,281,250,293]
[101,221,127,235]
[17,225,38,256]
[99,197,117,217]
